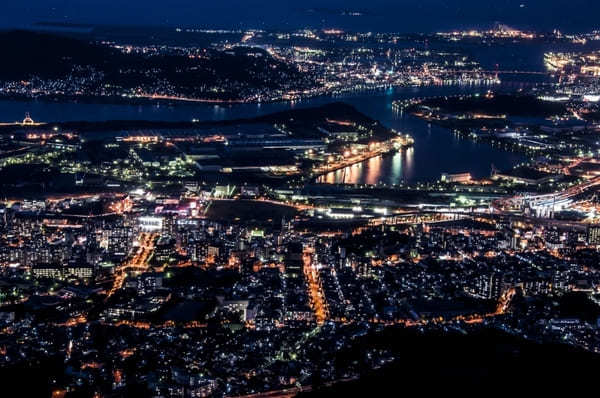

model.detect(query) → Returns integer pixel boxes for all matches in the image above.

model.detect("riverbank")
[0,84,529,183]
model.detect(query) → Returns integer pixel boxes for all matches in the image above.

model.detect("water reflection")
[365,155,382,185]
[319,148,416,185]
[0,83,527,184]
[390,151,403,183]
[404,147,414,180]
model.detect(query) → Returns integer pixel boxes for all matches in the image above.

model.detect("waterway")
[0,83,526,184]
[7,34,600,184]
[0,83,529,183]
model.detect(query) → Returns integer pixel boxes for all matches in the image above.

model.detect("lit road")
[106,232,158,299]
[303,247,328,325]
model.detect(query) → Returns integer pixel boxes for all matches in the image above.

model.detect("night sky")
[1,0,599,33]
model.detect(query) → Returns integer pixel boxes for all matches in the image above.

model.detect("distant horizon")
[1,19,592,36]
[1,1,599,34]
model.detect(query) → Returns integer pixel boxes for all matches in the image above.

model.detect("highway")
[492,173,600,219]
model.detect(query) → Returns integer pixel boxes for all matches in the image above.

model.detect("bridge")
[449,69,551,76]
[493,175,600,217]
[369,209,589,231]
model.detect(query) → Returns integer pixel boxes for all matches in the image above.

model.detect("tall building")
[285,242,304,278]
[162,214,176,238]
[108,226,132,257]
[155,237,176,264]
[474,272,504,300]
[587,225,600,246]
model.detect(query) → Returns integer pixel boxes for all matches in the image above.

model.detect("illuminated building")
[162,214,177,238]
[139,216,163,232]
[154,237,176,263]
[473,273,505,300]
[32,263,64,279]
[108,226,133,257]
[587,225,600,246]
[441,172,472,183]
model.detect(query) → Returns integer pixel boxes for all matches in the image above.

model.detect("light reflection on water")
[0,83,527,184]
[318,147,416,185]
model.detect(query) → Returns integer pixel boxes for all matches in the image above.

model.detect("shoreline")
[0,80,501,115]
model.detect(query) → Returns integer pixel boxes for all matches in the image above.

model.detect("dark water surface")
[0,83,529,183]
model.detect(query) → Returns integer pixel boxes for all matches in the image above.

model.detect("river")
[0,83,529,184]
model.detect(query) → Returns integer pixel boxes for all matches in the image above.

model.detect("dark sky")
[1,0,598,33]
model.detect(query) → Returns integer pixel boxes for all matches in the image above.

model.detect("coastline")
[0,80,500,111]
